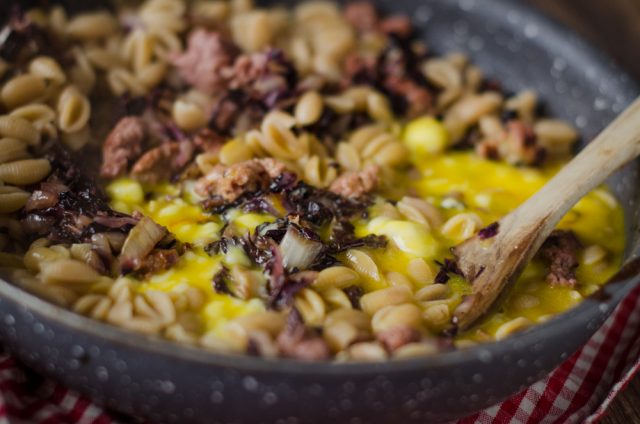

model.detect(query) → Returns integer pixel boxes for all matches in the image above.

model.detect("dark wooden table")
[526,1,640,422]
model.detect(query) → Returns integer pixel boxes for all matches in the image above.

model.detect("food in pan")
[0,0,623,361]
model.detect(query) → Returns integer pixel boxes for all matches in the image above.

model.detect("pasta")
[0,0,623,362]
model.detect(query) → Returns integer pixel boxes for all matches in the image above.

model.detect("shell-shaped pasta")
[415,284,448,302]
[48,6,68,39]
[61,125,91,150]
[57,85,91,133]
[1,74,47,110]
[335,142,361,171]
[172,99,208,131]
[495,317,532,341]
[69,48,96,94]
[252,111,309,160]
[324,308,370,330]
[108,278,134,303]
[0,138,29,164]
[191,1,231,27]
[289,37,312,74]
[14,269,78,307]
[0,159,51,185]
[74,293,110,315]
[310,24,354,61]
[231,11,274,52]
[320,287,353,310]
[397,197,444,228]
[385,272,413,290]
[141,0,187,33]
[441,212,483,241]
[295,91,323,126]
[300,155,337,187]
[505,90,537,123]
[29,56,66,86]
[534,119,578,156]
[324,94,356,114]
[137,62,167,90]
[24,245,69,273]
[344,249,380,281]
[314,266,360,290]
[422,303,451,329]
[123,30,156,73]
[226,311,286,340]
[149,28,183,58]
[394,342,439,358]
[347,341,388,361]
[444,92,503,142]
[195,151,219,174]
[85,46,126,70]
[294,288,326,326]
[10,103,56,131]
[323,320,360,351]
[582,245,608,266]
[0,186,30,213]
[371,303,422,334]
[107,68,146,96]
[343,86,374,111]
[360,286,413,316]
[39,258,102,286]
[66,12,118,40]
[136,290,177,325]
[219,139,254,165]
[367,91,393,122]
[421,57,463,90]
[0,115,40,145]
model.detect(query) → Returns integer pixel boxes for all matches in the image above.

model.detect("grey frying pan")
[0,0,638,423]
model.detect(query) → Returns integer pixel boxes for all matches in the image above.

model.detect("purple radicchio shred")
[477,222,500,240]
[282,182,373,226]
[0,7,68,67]
[212,266,234,296]
[269,172,298,193]
[434,258,463,284]
[271,271,317,310]
[208,49,299,136]
[264,241,287,307]
[21,142,137,244]
[327,220,387,253]
[344,285,364,309]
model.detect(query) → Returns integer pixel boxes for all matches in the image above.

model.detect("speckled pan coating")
[0,0,639,423]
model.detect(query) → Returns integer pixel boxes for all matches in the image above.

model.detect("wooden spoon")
[452,97,640,330]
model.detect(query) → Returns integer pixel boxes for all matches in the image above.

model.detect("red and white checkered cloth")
[0,284,639,424]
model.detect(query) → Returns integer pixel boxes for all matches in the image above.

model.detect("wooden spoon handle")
[505,97,640,235]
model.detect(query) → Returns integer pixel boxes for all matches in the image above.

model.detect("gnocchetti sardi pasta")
[0,0,625,361]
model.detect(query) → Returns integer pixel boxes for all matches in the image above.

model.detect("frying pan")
[1,0,639,423]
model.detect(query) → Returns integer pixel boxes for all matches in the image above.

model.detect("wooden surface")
[526,1,640,423]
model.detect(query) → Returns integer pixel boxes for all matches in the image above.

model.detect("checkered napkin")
[0,285,639,424]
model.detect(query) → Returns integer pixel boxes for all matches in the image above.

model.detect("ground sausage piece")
[384,75,433,118]
[276,309,331,361]
[329,164,380,198]
[131,141,194,184]
[195,158,289,202]
[170,29,240,95]
[100,117,146,179]
[344,1,379,33]
[476,120,545,166]
[377,325,421,352]
[379,16,412,38]
[137,249,180,279]
[539,230,582,287]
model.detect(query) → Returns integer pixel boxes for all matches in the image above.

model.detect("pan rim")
[2,0,640,375]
